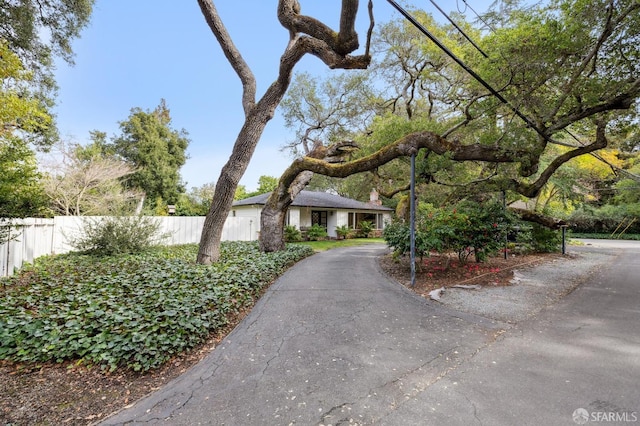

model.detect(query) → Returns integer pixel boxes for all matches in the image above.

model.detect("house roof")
[233,190,393,212]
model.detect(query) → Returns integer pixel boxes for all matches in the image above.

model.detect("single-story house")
[230,189,394,239]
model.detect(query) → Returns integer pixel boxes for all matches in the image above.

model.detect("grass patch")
[296,238,386,252]
[0,242,313,372]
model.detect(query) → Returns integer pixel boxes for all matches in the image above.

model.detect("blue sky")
[53,0,495,191]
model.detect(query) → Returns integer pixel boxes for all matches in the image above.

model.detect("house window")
[348,212,384,230]
[311,210,328,229]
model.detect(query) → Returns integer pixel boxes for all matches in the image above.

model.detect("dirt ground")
[0,313,248,426]
[0,251,558,426]
[380,251,561,297]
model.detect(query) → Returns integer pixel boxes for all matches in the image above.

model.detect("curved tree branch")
[546,1,640,121]
[547,78,640,133]
[278,0,361,55]
[197,0,256,115]
[197,1,374,264]
[508,207,567,229]
[515,120,609,197]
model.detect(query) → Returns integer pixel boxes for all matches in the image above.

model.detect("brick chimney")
[369,188,382,206]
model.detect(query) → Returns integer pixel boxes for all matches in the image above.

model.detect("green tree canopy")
[0,42,50,218]
[1,0,94,109]
[1,0,93,219]
[176,182,216,216]
[112,99,190,207]
[258,0,640,252]
[252,175,279,196]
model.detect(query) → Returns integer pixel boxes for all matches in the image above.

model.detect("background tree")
[1,0,94,148]
[111,99,190,211]
[234,184,250,201]
[253,175,279,196]
[0,138,49,218]
[1,0,93,222]
[0,42,51,218]
[40,138,139,216]
[196,0,374,264]
[233,176,280,200]
[258,0,640,251]
[175,182,216,216]
[281,71,382,199]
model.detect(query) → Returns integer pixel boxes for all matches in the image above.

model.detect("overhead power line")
[385,0,550,140]
[386,0,637,185]
[427,0,488,57]
[458,0,498,33]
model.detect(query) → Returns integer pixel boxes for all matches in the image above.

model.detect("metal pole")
[410,153,416,287]
[503,190,508,259]
[562,225,567,255]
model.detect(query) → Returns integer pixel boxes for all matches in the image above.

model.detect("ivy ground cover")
[0,242,313,372]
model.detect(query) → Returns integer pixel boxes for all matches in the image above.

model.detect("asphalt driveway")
[101,241,639,425]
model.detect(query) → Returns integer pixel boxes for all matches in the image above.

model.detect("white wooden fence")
[0,216,257,277]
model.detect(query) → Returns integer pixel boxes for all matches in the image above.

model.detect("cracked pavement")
[100,242,640,425]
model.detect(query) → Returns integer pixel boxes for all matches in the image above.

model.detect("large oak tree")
[196,0,374,264]
[257,0,640,251]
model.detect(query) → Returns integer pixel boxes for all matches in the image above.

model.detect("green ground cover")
[0,242,313,372]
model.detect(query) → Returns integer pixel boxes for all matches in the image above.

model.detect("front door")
[311,210,328,229]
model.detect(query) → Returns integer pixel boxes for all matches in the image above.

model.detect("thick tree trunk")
[197,110,271,264]
[259,140,358,252]
[260,171,313,252]
[195,0,372,264]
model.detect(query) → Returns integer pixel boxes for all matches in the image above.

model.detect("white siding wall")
[299,208,312,228]
[288,208,301,229]
[326,211,338,238]
[336,211,349,228]
[228,206,261,241]
[382,212,392,228]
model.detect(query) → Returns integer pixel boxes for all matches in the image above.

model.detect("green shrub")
[383,200,513,262]
[454,201,513,262]
[529,224,561,252]
[383,217,443,261]
[335,225,351,240]
[284,225,302,242]
[69,216,167,256]
[306,224,328,241]
[0,242,313,372]
[357,220,375,238]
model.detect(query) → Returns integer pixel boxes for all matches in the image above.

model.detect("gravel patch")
[437,250,614,323]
